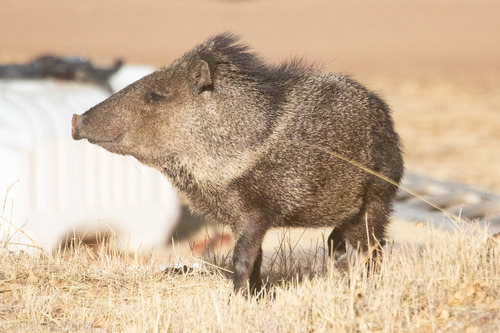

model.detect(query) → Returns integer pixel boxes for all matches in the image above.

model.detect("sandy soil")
[1,0,499,192]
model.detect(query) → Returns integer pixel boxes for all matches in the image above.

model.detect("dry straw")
[1,149,498,331]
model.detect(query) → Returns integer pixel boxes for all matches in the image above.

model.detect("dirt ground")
[1,0,499,192]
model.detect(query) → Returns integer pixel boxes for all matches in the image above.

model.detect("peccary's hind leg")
[327,228,346,258]
[342,197,389,267]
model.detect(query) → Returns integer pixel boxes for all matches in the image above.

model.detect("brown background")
[2,0,499,192]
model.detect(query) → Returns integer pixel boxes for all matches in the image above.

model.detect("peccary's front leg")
[232,225,267,295]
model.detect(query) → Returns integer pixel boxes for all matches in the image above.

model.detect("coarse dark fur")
[72,33,404,294]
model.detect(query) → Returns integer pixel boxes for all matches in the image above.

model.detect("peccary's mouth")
[87,133,125,145]
[85,132,130,157]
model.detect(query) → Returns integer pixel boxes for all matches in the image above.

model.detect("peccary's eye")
[145,91,164,103]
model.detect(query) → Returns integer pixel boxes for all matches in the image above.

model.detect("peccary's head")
[72,33,272,182]
[72,57,214,165]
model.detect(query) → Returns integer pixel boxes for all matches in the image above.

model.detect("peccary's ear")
[192,59,213,92]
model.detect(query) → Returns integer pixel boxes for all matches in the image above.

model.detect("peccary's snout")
[71,111,127,150]
[72,114,83,140]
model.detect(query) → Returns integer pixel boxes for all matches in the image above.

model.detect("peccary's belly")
[272,189,365,229]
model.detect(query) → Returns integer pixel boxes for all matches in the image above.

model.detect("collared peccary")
[72,33,404,294]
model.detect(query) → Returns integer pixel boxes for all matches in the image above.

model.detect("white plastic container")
[0,66,180,252]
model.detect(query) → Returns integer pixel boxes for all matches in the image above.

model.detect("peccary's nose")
[72,114,83,140]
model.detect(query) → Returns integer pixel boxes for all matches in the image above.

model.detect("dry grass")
[1,218,498,333]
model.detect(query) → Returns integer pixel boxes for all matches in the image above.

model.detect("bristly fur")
[176,33,321,90]
[72,33,404,295]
